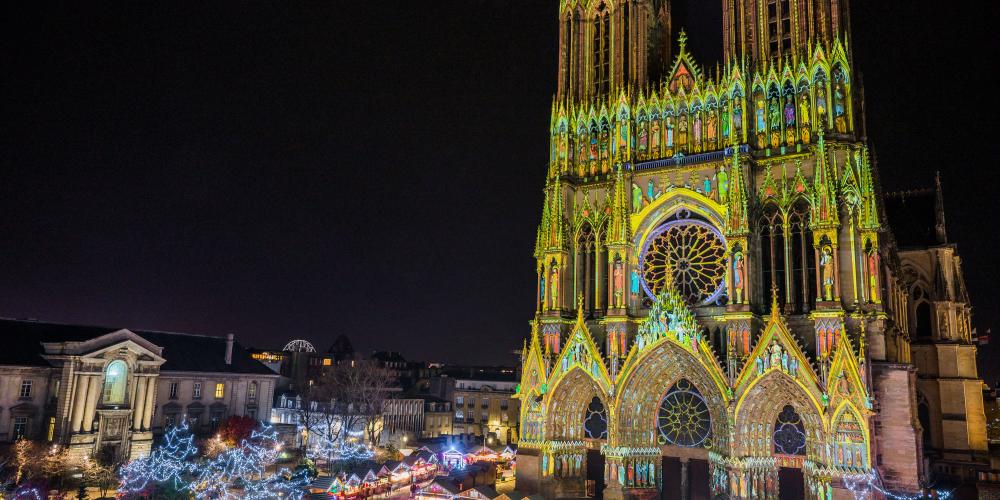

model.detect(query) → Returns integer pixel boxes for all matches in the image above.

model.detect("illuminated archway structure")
[519,269,874,499]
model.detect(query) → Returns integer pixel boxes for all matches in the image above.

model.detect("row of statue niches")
[631,169,733,210]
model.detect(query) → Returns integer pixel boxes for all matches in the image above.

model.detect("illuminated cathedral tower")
[515,0,989,498]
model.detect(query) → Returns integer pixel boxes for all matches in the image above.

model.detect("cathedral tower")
[516,1,989,498]
[557,0,854,99]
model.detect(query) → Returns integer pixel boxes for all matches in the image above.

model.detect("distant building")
[451,375,519,445]
[0,319,277,463]
[380,396,454,445]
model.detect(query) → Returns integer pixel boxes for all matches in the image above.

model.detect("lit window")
[193,382,202,399]
[19,380,32,399]
[456,396,464,406]
[47,417,56,441]
[215,383,225,399]
[102,360,128,405]
[323,358,332,366]
[13,417,28,440]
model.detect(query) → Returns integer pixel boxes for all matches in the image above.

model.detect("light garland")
[119,421,309,499]
[307,430,375,463]
[842,471,952,500]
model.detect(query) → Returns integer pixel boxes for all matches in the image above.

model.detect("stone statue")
[820,246,835,300]
[613,260,624,307]
[733,251,745,304]
[769,340,782,369]
[550,266,559,309]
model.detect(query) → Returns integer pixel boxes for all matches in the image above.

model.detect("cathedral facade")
[514,1,989,498]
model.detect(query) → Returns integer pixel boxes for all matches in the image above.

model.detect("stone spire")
[934,171,947,245]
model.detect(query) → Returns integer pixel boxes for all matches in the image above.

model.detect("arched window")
[788,200,816,313]
[917,392,932,450]
[915,296,932,339]
[576,223,597,315]
[765,0,792,60]
[103,360,128,405]
[592,3,610,95]
[583,396,608,439]
[773,405,806,455]
[759,203,785,306]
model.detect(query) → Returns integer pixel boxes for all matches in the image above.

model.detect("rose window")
[641,218,726,305]
[657,379,712,448]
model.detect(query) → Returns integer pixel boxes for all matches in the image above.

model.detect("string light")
[119,421,309,499]
[842,471,952,500]
[307,429,375,463]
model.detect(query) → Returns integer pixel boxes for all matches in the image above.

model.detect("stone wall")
[872,362,923,492]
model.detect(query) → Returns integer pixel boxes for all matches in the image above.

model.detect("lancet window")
[759,201,815,313]
[575,222,607,316]
[759,203,786,306]
[592,3,611,96]
[766,0,793,60]
[787,200,816,313]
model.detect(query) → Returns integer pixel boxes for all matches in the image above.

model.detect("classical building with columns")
[513,0,990,498]
[0,319,277,463]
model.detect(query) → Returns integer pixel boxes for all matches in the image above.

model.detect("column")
[82,374,100,432]
[70,374,90,433]
[584,248,592,314]
[129,374,139,408]
[132,377,147,430]
[680,458,690,500]
[142,377,156,430]
[595,244,603,312]
[783,222,793,310]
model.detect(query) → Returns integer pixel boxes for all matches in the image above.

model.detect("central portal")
[587,449,605,499]
[659,457,709,500]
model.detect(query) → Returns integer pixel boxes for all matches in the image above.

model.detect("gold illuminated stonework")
[516,1,989,498]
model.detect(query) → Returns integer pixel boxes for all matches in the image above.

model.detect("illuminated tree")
[119,421,308,499]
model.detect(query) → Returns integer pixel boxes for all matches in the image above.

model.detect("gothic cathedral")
[514,1,989,498]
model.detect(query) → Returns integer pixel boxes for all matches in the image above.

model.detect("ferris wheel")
[282,339,316,353]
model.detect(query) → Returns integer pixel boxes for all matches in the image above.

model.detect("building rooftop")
[0,318,275,375]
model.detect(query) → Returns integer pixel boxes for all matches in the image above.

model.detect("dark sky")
[2,1,997,379]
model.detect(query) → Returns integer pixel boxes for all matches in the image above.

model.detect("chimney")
[225,333,234,365]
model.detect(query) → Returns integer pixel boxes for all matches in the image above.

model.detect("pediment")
[41,328,166,364]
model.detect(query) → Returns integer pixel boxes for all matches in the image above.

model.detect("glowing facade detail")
[516,0,987,498]
[656,379,711,447]
[640,218,726,304]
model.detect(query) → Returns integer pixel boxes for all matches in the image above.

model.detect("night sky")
[2,1,997,380]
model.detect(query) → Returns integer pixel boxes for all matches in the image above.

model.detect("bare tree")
[294,372,348,471]
[294,358,396,471]
[334,360,395,447]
